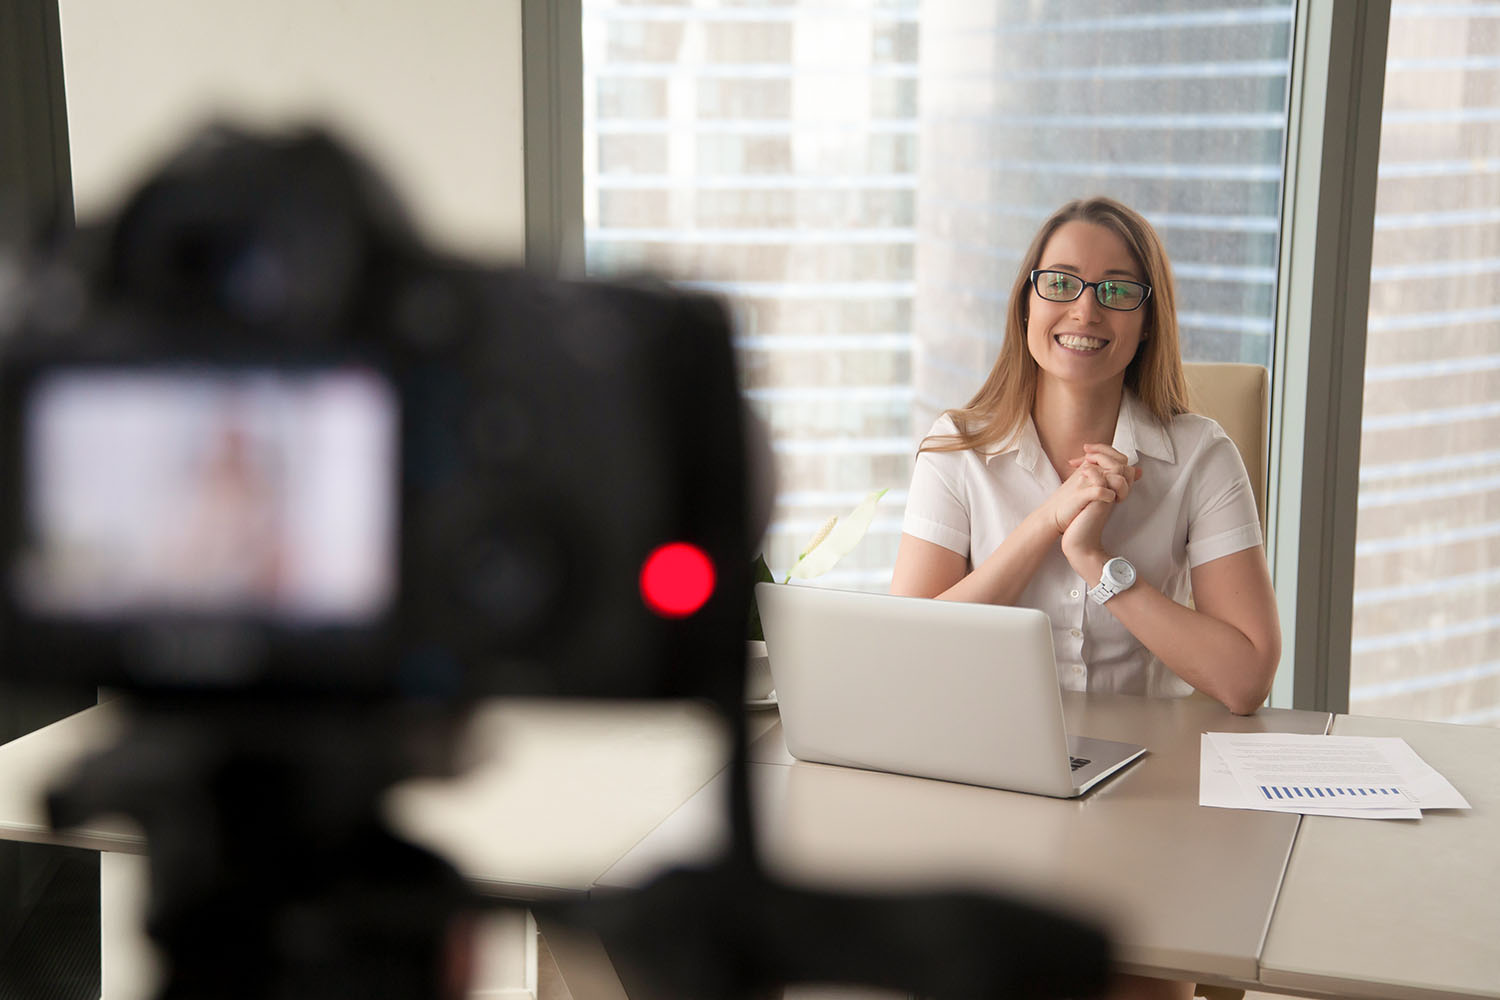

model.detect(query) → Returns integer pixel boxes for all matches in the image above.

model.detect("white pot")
[744,639,774,702]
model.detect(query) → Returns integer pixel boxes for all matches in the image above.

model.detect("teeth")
[1057,334,1106,350]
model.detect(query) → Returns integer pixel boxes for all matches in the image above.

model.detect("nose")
[1068,288,1103,323]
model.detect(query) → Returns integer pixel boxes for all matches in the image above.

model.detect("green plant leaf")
[787,488,887,581]
[746,552,775,641]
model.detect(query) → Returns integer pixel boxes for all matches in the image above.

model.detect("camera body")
[0,128,752,704]
[0,128,1114,1000]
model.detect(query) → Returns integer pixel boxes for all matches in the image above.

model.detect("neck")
[1033,377,1125,477]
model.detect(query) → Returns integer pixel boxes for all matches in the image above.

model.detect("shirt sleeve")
[901,418,971,557]
[1185,421,1264,567]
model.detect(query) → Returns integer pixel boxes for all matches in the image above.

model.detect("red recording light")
[640,542,716,618]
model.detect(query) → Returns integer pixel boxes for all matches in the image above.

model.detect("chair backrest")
[1183,362,1269,539]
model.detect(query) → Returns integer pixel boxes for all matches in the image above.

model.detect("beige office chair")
[1183,362,1269,539]
[1182,363,1269,1000]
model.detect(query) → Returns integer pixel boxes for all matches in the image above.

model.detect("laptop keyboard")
[1069,756,1091,771]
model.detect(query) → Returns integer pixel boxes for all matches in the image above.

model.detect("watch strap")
[1087,578,1117,604]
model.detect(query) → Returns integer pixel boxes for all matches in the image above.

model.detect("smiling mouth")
[1056,334,1107,352]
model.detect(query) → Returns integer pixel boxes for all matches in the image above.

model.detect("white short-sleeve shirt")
[901,390,1262,699]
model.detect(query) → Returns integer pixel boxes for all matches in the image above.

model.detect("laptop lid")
[755,583,1144,798]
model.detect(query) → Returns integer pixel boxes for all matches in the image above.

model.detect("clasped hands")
[1046,443,1141,579]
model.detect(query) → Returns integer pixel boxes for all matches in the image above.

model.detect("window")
[1348,1,1500,726]
[583,0,1294,588]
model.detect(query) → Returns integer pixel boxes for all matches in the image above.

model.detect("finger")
[1078,450,1128,473]
[1079,459,1125,483]
[1088,460,1143,483]
[1083,443,1129,465]
[1110,476,1136,504]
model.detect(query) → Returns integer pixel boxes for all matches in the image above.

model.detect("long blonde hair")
[922,197,1189,455]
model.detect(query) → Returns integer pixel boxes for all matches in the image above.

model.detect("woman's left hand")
[1067,443,1139,502]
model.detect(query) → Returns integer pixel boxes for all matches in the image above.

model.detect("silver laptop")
[755,583,1146,798]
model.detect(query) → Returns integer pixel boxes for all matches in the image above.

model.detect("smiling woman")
[890,197,1280,719]
[890,197,1284,1000]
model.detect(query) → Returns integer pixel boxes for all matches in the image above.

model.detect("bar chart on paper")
[1257,784,1413,804]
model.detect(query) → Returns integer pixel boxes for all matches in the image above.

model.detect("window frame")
[0,0,73,248]
[1267,0,1389,712]
[522,0,585,279]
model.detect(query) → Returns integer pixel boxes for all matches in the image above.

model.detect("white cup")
[744,640,774,702]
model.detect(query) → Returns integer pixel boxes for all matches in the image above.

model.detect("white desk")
[1260,714,1500,1000]
[0,698,778,887]
[600,692,1332,987]
[601,698,1500,1000]
[386,699,776,896]
[6,697,1496,1000]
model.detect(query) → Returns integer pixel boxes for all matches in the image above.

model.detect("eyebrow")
[1041,264,1142,279]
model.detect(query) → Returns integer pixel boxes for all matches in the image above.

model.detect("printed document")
[1199,736,1419,818]
[1200,732,1469,818]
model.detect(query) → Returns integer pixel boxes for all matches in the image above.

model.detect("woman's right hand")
[1046,445,1141,534]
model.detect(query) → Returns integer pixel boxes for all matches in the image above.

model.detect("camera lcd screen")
[17,367,398,624]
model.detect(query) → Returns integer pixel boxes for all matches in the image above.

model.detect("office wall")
[58,0,527,260]
[50,9,535,995]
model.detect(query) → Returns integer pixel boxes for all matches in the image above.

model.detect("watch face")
[1108,558,1136,588]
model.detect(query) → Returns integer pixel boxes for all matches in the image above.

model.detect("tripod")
[49,699,482,1000]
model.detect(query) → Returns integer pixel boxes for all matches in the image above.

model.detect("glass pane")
[582,1,1293,588]
[1349,1,1500,726]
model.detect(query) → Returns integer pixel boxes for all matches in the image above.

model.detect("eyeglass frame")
[1028,269,1153,313]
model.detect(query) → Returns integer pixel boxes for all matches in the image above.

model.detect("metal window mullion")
[1268,0,1391,713]
[0,0,73,249]
[523,0,584,277]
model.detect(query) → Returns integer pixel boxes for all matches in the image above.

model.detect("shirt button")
[1073,666,1085,675]
[1069,628,1082,639]
[1070,589,1080,599]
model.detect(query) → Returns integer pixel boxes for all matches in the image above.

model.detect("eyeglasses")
[1030,270,1152,313]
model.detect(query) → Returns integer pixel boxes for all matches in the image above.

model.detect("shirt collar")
[983,388,1176,471]
[1112,388,1176,465]
[981,416,1043,474]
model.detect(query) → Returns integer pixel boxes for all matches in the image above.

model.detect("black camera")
[0,126,752,706]
[0,127,1110,1000]
[0,126,768,999]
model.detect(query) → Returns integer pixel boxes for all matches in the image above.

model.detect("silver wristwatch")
[1087,556,1137,605]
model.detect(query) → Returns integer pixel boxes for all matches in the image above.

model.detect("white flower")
[798,515,838,561]
[787,488,887,581]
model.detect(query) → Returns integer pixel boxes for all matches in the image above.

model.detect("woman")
[890,197,1279,717]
